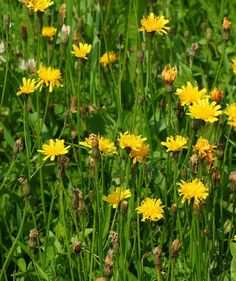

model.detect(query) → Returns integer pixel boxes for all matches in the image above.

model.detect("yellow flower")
[100,52,118,67]
[136,198,164,222]
[130,143,150,164]
[118,132,146,152]
[232,58,236,74]
[187,99,222,123]
[175,82,208,106]
[79,135,117,156]
[233,235,236,242]
[161,135,188,152]
[103,187,131,208]
[178,178,209,206]
[37,65,63,92]
[42,26,57,39]
[37,139,70,161]
[26,0,54,12]
[193,137,216,158]
[16,77,37,96]
[138,12,170,34]
[162,65,177,85]
[225,103,236,128]
[71,43,92,60]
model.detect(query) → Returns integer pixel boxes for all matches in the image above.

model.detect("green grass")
[0,0,236,280]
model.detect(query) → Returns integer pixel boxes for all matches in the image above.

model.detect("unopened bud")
[18,176,30,196]
[13,138,23,157]
[29,229,38,249]
[171,239,181,259]
[72,240,83,255]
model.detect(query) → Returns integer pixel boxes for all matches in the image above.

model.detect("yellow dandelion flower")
[232,58,236,74]
[26,0,54,12]
[79,135,117,156]
[187,99,222,123]
[178,178,209,206]
[193,137,216,158]
[138,12,170,34]
[100,52,118,67]
[162,65,177,85]
[37,139,70,161]
[102,187,131,208]
[233,235,236,242]
[130,143,150,164]
[175,82,208,106]
[42,26,57,39]
[225,103,236,128]
[37,65,63,92]
[71,43,92,60]
[136,198,164,222]
[161,135,188,152]
[16,77,37,96]
[118,132,146,152]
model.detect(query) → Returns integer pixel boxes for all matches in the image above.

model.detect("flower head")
[136,198,164,222]
[100,52,118,67]
[42,26,57,39]
[178,178,209,206]
[37,139,70,161]
[25,0,54,12]
[138,12,170,34]
[161,135,188,152]
[225,103,236,128]
[187,99,222,123]
[175,82,208,106]
[193,137,216,158]
[79,135,117,156]
[16,77,37,96]
[118,132,146,152]
[232,58,236,74]
[103,187,131,208]
[223,16,232,31]
[210,87,224,102]
[162,65,177,85]
[37,65,63,92]
[129,142,150,164]
[71,43,92,60]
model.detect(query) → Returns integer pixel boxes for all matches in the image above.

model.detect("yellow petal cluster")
[138,12,170,34]
[100,52,118,67]
[225,103,236,128]
[175,82,208,106]
[25,0,54,12]
[178,178,209,206]
[37,139,70,161]
[187,99,222,123]
[71,43,92,60]
[37,65,63,92]
[16,77,37,96]
[161,135,188,152]
[103,187,131,208]
[42,26,57,39]
[136,198,164,222]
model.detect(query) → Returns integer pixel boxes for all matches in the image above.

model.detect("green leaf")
[17,258,26,272]
[230,242,236,280]
[34,262,50,281]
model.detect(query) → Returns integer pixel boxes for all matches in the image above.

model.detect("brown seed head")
[72,240,83,255]
[229,171,236,187]
[171,239,181,258]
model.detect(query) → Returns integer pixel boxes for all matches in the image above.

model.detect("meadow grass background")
[0,0,236,280]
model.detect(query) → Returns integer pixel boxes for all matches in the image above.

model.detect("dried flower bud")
[89,156,95,177]
[210,87,224,102]
[71,128,78,140]
[222,16,231,40]
[109,231,119,245]
[0,127,4,141]
[13,138,23,157]
[57,155,69,176]
[20,23,28,41]
[188,42,199,57]
[61,24,70,44]
[95,278,108,281]
[88,104,98,114]
[103,249,113,277]
[136,50,144,64]
[161,65,177,86]
[88,190,95,202]
[72,188,85,213]
[72,240,83,255]
[70,95,77,113]
[229,171,236,187]
[119,200,128,214]
[212,169,221,182]
[203,228,212,239]
[18,176,30,196]
[171,239,181,259]
[29,229,38,249]
[90,134,100,159]
[59,4,66,25]
[193,202,201,215]
[153,246,161,268]
[189,154,199,174]
[170,203,178,216]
